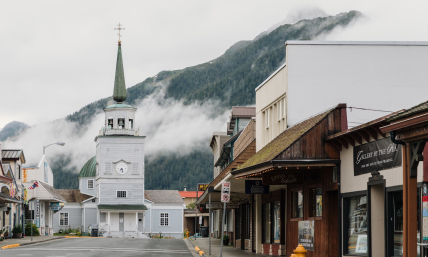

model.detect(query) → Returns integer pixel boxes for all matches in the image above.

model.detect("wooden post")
[403,144,418,257]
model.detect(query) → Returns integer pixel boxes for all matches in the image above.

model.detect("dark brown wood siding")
[275,109,342,160]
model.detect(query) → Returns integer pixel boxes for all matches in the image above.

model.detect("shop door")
[387,191,421,257]
[110,213,119,231]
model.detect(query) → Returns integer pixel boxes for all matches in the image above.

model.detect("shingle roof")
[56,189,93,203]
[78,156,96,178]
[39,182,67,202]
[231,106,256,117]
[145,190,184,204]
[387,100,428,122]
[178,191,203,198]
[238,107,335,170]
[2,150,25,163]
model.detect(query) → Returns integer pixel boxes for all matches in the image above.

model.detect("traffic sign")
[221,181,230,203]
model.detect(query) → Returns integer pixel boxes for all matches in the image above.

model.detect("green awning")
[97,204,147,211]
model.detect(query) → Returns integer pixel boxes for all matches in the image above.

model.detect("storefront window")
[273,201,280,243]
[292,190,304,218]
[346,195,368,255]
[262,203,271,244]
[310,187,322,217]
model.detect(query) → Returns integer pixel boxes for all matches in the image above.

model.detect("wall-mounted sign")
[353,137,402,176]
[245,180,269,194]
[262,172,303,185]
[298,220,314,251]
[206,202,239,209]
[198,184,209,191]
[221,181,230,203]
[36,200,40,228]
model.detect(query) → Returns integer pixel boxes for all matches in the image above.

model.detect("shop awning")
[98,204,148,210]
[0,192,21,204]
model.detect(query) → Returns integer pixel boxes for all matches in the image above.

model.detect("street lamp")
[43,142,65,155]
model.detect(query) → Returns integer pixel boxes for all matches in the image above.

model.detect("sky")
[3,0,428,167]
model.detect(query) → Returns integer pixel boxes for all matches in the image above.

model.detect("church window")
[132,163,139,174]
[108,118,113,129]
[160,213,169,226]
[87,180,94,189]
[117,191,127,198]
[91,198,96,203]
[59,212,69,226]
[118,118,125,129]
[129,119,134,129]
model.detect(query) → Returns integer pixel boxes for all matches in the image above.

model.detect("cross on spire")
[114,23,125,43]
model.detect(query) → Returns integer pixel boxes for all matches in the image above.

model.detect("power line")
[348,107,393,113]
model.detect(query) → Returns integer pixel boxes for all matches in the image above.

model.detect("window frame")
[87,179,94,189]
[59,212,69,226]
[159,212,170,226]
[290,187,304,221]
[262,202,271,244]
[116,190,127,198]
[308,184,323,220]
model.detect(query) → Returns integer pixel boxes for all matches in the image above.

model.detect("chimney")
[184,186,187,191]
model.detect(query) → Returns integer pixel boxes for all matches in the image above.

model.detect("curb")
[187,238,208,257]
[1,236,65,250]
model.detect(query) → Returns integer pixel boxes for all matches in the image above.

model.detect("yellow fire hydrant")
[186,231,189,239]
[292,244,307,257]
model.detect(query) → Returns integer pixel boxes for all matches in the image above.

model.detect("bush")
[12,225,22,234]
[25,223,40,236]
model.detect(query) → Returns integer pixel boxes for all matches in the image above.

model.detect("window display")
[273,201,280,243]
[310,187,322,217]
[346,195,368,255]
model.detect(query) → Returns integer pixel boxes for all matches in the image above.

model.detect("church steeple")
[113,23,126,103]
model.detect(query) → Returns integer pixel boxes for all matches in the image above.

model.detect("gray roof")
[40,182,66,203]
[2,149,25,163]
[56,189,93,203]
[387,100,428,122]
[0,192,21,203]
[145,190,184,204]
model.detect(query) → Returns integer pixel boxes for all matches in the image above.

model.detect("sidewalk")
[189,238,262,257]
[0,236,65,249]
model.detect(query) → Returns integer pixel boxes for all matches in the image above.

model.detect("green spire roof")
[78,156,96,178]
[113,43,127,103]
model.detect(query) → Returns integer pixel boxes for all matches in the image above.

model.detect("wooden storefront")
[232,103,347,256]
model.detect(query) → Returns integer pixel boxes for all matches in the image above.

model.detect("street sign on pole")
[221,181,230,203]
[220,181,230,257]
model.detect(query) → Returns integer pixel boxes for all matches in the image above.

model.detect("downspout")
[337,164,342,257]
[390,131,406,146]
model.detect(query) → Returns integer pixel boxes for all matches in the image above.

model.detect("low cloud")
[3,89,229,172]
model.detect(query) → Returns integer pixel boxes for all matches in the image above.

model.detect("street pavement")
[2,237,194,257]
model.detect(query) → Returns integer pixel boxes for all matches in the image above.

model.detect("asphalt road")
[2,238,195,257]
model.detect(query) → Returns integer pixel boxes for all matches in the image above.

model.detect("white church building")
[52,38,184,238]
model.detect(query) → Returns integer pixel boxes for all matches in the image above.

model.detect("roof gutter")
[389,131,405,146]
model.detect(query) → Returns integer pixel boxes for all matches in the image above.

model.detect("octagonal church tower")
[95,39,147,237]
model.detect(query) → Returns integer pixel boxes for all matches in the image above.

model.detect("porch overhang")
[231,159,340,179]
[0,192,21,204]
[98,204,148,211]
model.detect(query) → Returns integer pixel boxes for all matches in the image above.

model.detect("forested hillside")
[5,11,362,190]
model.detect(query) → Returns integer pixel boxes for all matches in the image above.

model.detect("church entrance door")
[124,213,135,231]
[110,213,119,231]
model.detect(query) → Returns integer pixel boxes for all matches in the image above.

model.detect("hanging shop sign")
[423,184,428,241]
[206,202,239,209]
[198,184,209,192]
[262,172,303,185]
[298,220,314,251]
[36,200,40,227]
[245,180,269,194]
[354,137,402,176]
[49,202,62,211]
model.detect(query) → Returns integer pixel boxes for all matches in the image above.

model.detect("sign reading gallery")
[353,137,402,176]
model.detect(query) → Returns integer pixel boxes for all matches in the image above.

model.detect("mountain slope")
[5,11,362,190]
[0,121,29,142]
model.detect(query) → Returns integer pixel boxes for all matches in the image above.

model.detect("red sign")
[423,196,428,202]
